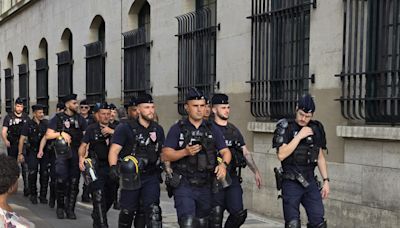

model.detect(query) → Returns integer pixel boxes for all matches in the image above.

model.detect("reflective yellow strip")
[217,157,223,164]
[123,155,139,174]
[85,158,93,168]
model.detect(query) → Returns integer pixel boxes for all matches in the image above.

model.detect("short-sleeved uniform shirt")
[21,118,48,151]
[3,112,29,143]
[82,122,115,162]
[48,112,87,147]
[213,122,245,147]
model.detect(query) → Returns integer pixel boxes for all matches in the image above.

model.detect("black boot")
[66,178,79,219]
[178,216,198,228]
[209,206,224,228]
[113,183,120,210]
[39,170,49,204]
[49,179,56,208]
[224,209,247,228]
[56,179,66,219]
[22,162,30,197]
[119,209,134,228]
[28,171,38,204]
[92,189,108,228]
[134,209,145,228]
[82,182,91,203]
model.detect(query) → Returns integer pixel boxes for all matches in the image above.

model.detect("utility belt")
[7,135,20,145]
[274,167,315,190]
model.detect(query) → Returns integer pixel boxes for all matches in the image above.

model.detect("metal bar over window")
[336,0,400,124]
[18,64,29,113]
[122,27,151,105]
[247,0,314,120]
[57,51,73,101]
[84,41,106,105]
[4,68,13,113]
[35,58,49,114]
[176,4,218,115]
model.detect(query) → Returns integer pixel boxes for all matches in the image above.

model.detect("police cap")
[186,87,205,101]
[136,94,153,105]
[211,93,229,105]
[80,99,88,105]
[128,96,137,107]
[15,97,24,105]
[297,94,315,113]
[109,103,117,110]
[56,102,65,110]
[62,94,77,104]
[32,104,45,112]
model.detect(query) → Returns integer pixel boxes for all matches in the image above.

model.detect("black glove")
[109,165,119,182]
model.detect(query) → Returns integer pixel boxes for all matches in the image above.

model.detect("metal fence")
[18,64,29,113]
[176,7,218,115]
[336,0,400,124]
[35,58,49,114]
[57,51,73,101]
[247,0,315,120]
[4,68,13,113]
[123,27,151,105]
[85,41,106,105]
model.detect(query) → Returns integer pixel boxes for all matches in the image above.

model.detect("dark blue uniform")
[82,122,116,227]
[3,112,29,196]
[273,119,326,227]
[112,119,164,227]
[211,122,247,227]
[21,118,50,204]
[81,113,95,203]
[163,119,226,225]
[48,112,87,219]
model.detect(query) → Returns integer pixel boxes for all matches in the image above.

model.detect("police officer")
[209,93,263,228]
[45,94,87,219]
[109,103,120,128]
[80,99,96,202]
[109,94,164,228]
[18,104,50,205]
[273,94,329,228]
[79,102,115,228]
[2,97,30,196]
[162,88,231,228]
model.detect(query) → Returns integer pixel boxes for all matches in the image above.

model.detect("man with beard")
[109,94,164,228]
[18,104,50,205]
[45,94,87,219]
[162,88,231,228]
[209,94,263,228]
[2,98,30,196]
[79,103,115,228]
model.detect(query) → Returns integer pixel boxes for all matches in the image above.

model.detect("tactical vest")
[223,123,247,170]
[7,113,28,143]
[26,119,48,153]
[120,120,162,171]
[280,119,325,167]
[89,124,112,162]
[55,113,84,147]
[171,120,217,179]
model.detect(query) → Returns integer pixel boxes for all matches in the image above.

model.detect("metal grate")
[176,6,218,115]
[85,41,106,105]
[35,58,49,114]
[4,68,13,113]
[57,51,73,101]
[247,0,315,120]
[18,64,29,113]
[336,0,400,124]
[122,27,151,105]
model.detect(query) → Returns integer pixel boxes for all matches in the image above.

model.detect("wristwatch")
[323,177,330,182]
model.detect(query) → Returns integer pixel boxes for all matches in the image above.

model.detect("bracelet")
[323,177,330,182]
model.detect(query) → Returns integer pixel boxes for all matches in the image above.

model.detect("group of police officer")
[1,87,329,228]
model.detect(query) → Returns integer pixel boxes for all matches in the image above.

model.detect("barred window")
[176,0,218,115]
[123,2,151,106]
[35,58,49,114]
[57,51,73,101]
[247,0,315,120]
[18,63,29,113]
[337,0,400,124]
[85,41,106,105]
[4,68,13,113]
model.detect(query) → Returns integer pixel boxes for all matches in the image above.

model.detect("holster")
[274,167,283,191]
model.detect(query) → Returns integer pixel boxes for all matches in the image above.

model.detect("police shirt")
[2,112,29,143]
[82,122,114,162]
[48,112,87,146]
[83,114,96,126]
[21,118,48,151]
[112,119,165,161]
[164,119,227,152]
[214,122,245,147]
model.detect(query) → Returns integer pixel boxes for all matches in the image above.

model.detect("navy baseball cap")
[15,97,24,105]
[136,94,153,105]
[297,94,315,113]
[186,87,205,101]
[62,94,77,104]
[211,93,229,105]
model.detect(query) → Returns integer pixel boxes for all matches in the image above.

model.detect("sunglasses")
[80,106,89,109]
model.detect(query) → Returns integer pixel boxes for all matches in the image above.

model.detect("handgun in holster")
[274,167,283,191]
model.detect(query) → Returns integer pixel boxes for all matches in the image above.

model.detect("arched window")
[57,28,73,101]
[5,52,14,113]
[85,15,106,105]
[36,38,49,114]
[123,1,151,106]
[19,46,29,113]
